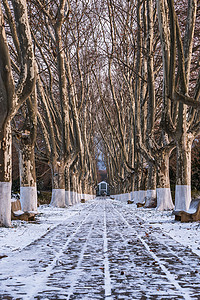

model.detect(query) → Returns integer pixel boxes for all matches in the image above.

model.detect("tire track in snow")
[40,199,107,299]
[115,202,200,292]
[138,235,192,300]
[64,213,97,300]
[132,212,200,268]
[111,201,193,300]
[19,201,96,253]
[27,203,99,300]
[0,202,98,299]
[1,199,199,299]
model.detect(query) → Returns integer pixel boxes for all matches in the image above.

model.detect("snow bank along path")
[0,198,200,299]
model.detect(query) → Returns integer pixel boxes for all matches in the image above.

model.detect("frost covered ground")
[0,198,200,299]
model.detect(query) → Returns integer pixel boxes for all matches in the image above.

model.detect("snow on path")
[27,203,99,299]
[103,202,112,299]
[64,205,98,300]
[0,203,95,254]
[109,201,200,299]
[111,203,193,300]
[0,198,200,299]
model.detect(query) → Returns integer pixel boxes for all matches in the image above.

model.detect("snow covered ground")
[132,206,200,257]
[0,198,200,299]
[1,200,200,258]
[0,204,83,256]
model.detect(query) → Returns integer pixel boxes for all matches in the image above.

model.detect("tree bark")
[133,153,142,204]
[0,123,12,227]
[0,0,36,226]
[65,166,72,206]
[19,137,37,212]
[50,161,65,207]
[144,163,157,208]
[175,133,193,211]
[156,149,174,210]
[156,0,198,212]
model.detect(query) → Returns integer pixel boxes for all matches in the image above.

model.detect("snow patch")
[13,210,24,216]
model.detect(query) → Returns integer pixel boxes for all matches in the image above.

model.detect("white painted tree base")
[20,186,37,212]
[70,191,75,205]
[175,185,191,211]
[156,188,174,211]
[0,182,11,227]
[75,192,79,203]
[76,192,80,203]
[81,194,85,200]
[73,192,77,204]
[139,190,147,203]
[144,190,156,207]
[50,189,65,207]
[123,193,131,201]
[130,191,134,201]
[82,194,90,201]
[65,190,72,206]
[134,191,140,203]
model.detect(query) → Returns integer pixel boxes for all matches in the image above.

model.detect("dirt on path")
[0,198,200,300]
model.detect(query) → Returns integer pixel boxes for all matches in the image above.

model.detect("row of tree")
[94,0,199,210]
[0,0,199,227]
[0,0,100,227]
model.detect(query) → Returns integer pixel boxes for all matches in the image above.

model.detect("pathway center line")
[103,201,113,299]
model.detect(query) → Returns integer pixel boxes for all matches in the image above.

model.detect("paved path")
[0,199,200,300]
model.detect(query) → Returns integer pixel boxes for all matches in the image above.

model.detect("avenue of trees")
[0,0,199,227]
[96,0,200,210]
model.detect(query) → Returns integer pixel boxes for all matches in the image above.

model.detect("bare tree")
[33,0,97,206]
[0,0,36,227]
[13,92,38,212]
[156,0,199,211]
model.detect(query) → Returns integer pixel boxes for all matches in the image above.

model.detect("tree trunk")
[19,139,37,212]
[19,92,38,213]
[130,173,135,201]
[134,156,142,204]
[0,0,36,226]
[144,163,157,208]
[0,123,12,227]
[77,179,82,202]
[74,175,79,204]
[70,173,76,205]
[175,134,193,211]
[156,150,174,211]
[50,161,65,207]
[65,167,72,206]
[81,179,86,200]
[139,168,147,204]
